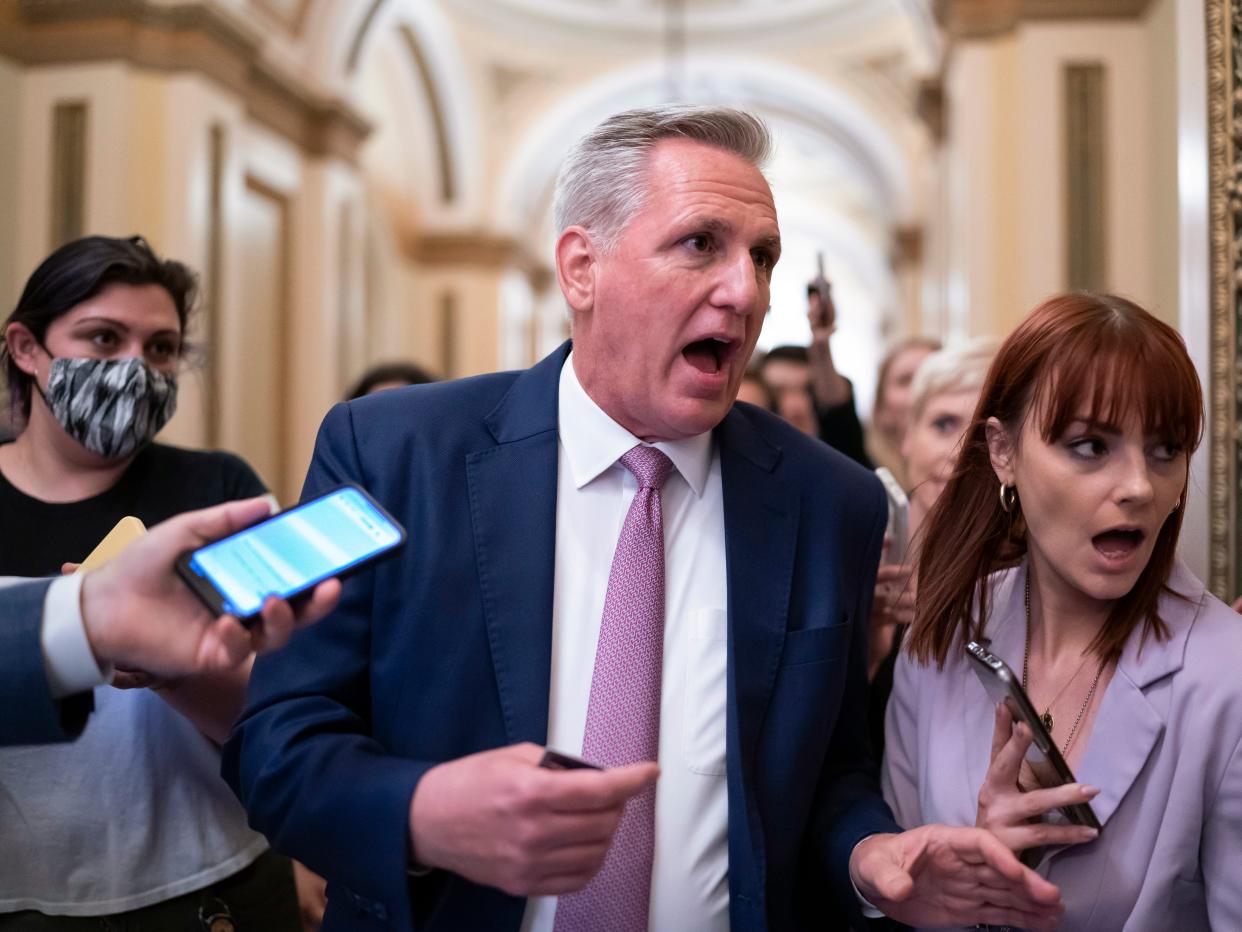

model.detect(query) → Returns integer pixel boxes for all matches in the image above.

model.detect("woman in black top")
[0,236,304,931]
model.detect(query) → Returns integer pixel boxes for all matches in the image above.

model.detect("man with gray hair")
[226,106,1065,931]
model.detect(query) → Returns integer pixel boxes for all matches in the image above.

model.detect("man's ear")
[984,416,1016,486]
[555,226,596,316]
[4,322,44,379]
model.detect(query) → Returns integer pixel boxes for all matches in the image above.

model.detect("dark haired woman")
[345,360,435,400]
[0,236,302,929]
[883,294,1242,930]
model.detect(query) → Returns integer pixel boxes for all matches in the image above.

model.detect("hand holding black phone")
[965,641,1102,831]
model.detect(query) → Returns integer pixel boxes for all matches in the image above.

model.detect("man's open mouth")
[682,337,736,375]
[1092,527,1144,559]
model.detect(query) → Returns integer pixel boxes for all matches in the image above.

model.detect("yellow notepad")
[77,516,147,572]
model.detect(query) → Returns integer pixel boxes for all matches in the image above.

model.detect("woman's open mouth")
[1092,527,1145,561]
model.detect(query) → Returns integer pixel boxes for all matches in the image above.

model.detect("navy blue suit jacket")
[1,578,92,745]
[224,344,898,931]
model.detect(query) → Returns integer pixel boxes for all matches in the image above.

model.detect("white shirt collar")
[558,351,713,497]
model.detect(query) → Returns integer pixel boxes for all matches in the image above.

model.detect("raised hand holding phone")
[80,497,342,677]
[976,704,1101,853]
[965,641,1102,828]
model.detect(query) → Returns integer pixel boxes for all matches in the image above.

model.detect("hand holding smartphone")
[965,641,1101,830]
[176,484,405,622]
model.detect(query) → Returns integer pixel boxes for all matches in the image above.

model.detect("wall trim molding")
[0,0,371,163]
[935,0,1155,39]
[404,231,530,270]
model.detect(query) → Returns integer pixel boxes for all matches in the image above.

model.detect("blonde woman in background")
[868,337,999,758]
[865,337,940,488]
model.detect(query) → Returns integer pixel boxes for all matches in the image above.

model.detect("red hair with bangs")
[908,293,1204,669]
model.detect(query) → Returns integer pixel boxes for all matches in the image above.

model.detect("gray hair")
[908,336,1001,426]
[553,105,772,251]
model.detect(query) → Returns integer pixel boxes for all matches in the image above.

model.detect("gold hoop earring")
[999,483,1017,513]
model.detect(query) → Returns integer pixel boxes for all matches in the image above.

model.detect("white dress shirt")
[38,573,110,697]
[520,353,731,932]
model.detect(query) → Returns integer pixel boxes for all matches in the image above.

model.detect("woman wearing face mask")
[0,236,303,930]
[883,294,1242,930]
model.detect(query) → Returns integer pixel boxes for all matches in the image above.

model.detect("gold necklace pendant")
[1041,710,1054,734]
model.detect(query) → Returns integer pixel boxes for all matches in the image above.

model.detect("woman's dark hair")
[1,235,197,424]
[345,361,436,400]
[909,293,1204,669]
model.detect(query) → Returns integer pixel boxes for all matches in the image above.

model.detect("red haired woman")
[883,294,1242,930]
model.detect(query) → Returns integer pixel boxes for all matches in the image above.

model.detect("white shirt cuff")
[40,574,111,699]
[851,837,885,918]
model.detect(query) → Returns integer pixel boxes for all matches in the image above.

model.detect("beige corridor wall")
[940,7,1181,339]
[1148,0,1181,329]
[233,177,291,497]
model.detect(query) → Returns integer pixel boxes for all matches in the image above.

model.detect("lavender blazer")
[883,560,1242,931]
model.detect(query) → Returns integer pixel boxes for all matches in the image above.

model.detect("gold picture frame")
[1206,0,1238,598]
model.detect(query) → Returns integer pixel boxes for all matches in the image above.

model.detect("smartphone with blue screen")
[175,484,406,622]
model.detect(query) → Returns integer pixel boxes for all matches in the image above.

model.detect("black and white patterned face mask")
[37,356,178,459]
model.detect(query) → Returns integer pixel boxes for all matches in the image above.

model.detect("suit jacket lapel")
[466,344,568,746]
[1075,563,1200,826]
[717,410,798,901]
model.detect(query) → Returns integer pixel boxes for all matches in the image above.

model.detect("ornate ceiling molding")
[404,230,527,269]
[935,0,1155,39]
[250,0,313,38]
[0,0,371,163]
[451,0,882,44]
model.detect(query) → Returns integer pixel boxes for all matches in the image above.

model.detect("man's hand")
[79,497,341,676]
[408,743,659,897]
[850,825,1064,930]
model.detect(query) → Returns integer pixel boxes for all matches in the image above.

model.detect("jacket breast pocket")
[779,619,850,667]
[682,607,728,776]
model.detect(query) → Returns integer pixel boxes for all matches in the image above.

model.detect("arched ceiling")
[449,0,939,61]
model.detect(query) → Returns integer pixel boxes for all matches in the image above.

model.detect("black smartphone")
[539,749,601,771]
[964,641,1102,830]
[176,484,406,622]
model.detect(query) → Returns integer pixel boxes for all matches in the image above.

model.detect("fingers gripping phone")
[176,484,406,622]
[965,641,1102,830]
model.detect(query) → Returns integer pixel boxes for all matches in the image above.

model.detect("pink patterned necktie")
[553,444,675,932]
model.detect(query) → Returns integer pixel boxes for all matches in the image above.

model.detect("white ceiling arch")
[496,55,920,241]
[451,0,939,63]
[303,0,485,225]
